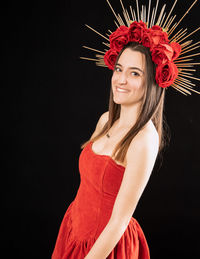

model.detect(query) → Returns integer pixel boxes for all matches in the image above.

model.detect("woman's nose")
[118,72,127,84]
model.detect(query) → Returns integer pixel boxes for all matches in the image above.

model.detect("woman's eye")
[131,71,139,76]
[115,67,121,72]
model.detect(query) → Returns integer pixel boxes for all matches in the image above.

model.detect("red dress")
[52,141,150,259]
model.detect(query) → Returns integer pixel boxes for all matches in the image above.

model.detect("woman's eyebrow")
[116,63,144,74]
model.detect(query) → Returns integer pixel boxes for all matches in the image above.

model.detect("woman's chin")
[113,97,127,105]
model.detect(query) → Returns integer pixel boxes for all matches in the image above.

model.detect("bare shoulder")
[99,110,109,127]
[90,111,109,139]
[126,120,159,165]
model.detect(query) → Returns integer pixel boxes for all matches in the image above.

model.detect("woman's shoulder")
[127,120,159,160]
[90,111,109,139]
[99,111,109,126]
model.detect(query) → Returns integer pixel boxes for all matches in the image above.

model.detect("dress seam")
[94,159,110,239]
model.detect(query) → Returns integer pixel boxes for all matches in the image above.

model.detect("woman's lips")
[116,86,129,93]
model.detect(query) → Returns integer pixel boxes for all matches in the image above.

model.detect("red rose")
[152,43,174,65]
[129,20,147,43]
[141,30,153,48]
[151,25,163,31]
[156,62,179,88]
[104,49,119,70]
[149,28,169,48]
[109,25,130,52]
[170,42,182,61]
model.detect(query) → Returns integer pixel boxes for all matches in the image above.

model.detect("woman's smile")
[116,86,130,93]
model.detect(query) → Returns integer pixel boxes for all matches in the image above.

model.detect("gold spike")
[150,7,155,28]
[172,29,187,42]
[175,78,195,88]
[175,59,193,63]
[176,64,193,67]
[173,83,192,95]
[130,5,134,20]
[83,46,106,54]
[120,0,126,14]
[141,5,144,22]
[178,27,200,43]
[96,63,106,67]
[180,68,196,72]
[166,16,176,32]
[178,74,200,81]
[96,64,107,67]
[185,87,200,95]
[105,0,120,27]
[176,83,194,91]
[181,41,200,52]
[160,12,166,28]
[180,45,200,56]
[96,62,105,66]
[114,20,119,28]
[120,0,129,26]
[180,40,193,48]
[96,54,105,58]
[133,9,137,22]
[102,42,110,48]
[179,71,193,76]
[176,76,195,85]
[176,78,195,87]
[108,29,112,34]
[168,0,198,36]
[174,82,200,94]
[123,11,130,26]
[162,0,178,28]
[85,24,109,41]
[156,4,166,26]
[177,52,200,60]
[136,0,140,21]
[144,5,147,23]
[174,80,196,89]
[180,69,196,72]
[147,0,151,27]
[165,16,173,30]
[118,13,125,26]
[170,28,185,42]
[177,62,200,66]
[152,0,160,26]
[125,9,131,23]
[175,78,195,89]
[175,32,188,42]
[171,84,189,95]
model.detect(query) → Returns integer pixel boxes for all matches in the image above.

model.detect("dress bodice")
[71,141,125,240]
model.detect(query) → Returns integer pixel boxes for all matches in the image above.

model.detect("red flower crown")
[104,20,182,88]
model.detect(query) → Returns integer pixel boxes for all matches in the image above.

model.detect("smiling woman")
[52,40,167,259]
[112,48,146,107]
[51,0,200,258]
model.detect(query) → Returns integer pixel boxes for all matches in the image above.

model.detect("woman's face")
[111,48,146,106]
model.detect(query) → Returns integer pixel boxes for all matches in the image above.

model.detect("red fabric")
[52,141,150,259]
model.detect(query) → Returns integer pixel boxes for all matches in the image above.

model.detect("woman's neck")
[117,103,141,128]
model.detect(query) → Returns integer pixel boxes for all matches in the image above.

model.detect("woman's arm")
[84,127,159,259]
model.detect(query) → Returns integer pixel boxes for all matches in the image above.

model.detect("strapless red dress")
[52,141,150,259]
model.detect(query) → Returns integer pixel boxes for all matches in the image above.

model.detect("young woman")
[52,41,167,259]
[52,0,200,257]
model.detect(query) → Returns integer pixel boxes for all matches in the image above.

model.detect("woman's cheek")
[111,74,118,85]
[129,78,143,90]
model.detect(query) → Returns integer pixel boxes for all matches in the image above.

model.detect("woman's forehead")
[117,48,146,71]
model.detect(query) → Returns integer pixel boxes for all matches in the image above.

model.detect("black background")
[1,0,200,258]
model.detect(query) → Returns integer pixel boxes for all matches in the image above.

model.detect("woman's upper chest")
[91,134,127,167]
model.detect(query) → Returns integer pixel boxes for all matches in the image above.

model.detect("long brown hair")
[81,42,170,166]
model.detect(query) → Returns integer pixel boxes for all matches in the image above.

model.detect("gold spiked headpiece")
[80,0,200,96]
